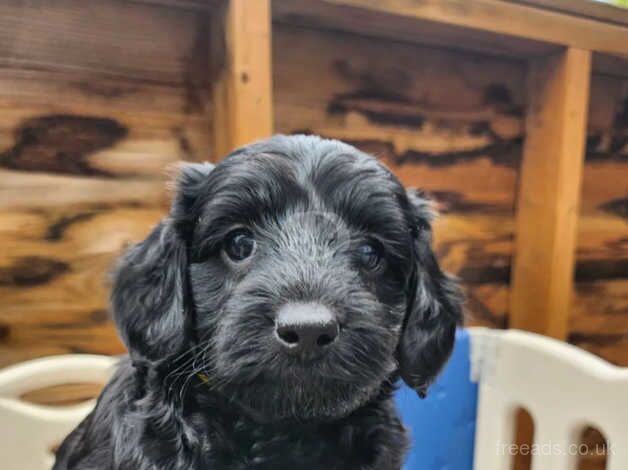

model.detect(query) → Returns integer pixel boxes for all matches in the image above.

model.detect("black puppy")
[54,135,462,470]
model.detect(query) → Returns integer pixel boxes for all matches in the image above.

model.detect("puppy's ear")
[398,190,463,397]
[111,162,214,362]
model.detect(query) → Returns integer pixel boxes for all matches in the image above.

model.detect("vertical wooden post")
[210,0,273,160]
[510,47,592,339]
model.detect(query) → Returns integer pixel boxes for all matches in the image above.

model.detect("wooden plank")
[570,277,628,365]
[0,0,207,85]
[0,0,212,173]
[0,72,211,179]
[210,0,273,159]
[510,48,592,339]
[0,77,174,365]
[0,0,209,367]
[273,23,527,159]
[299,0,628,56]
[130,0,216,10]
[276,1,627,75]
[0,170,166,209]
[273,0,556,59]
[572,73,628,367]
[514,0,628,28]
[0,198,164,367]
[594,53,628,80]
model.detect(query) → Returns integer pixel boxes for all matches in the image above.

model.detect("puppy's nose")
[275,302,339,359]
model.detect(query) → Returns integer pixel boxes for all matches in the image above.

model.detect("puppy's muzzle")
[274,302,339,360]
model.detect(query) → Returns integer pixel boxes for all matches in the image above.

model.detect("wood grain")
[130,0,217,10]
[510,48,591,339]
[574,73,628,366]
[0,0,211,368]
[273,0,557,59]
[0,204,165,367]
[0,0,207,85]
[319,0,628,56]
[210,0,273,159]
[514,0,628,28]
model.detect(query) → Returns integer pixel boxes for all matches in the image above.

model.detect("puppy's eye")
[224,228,256,261]
[357,240,383,271]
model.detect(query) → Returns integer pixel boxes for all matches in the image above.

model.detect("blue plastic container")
[395,329,478,470]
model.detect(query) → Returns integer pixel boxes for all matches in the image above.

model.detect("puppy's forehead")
[201,135,409,233]
[197,150,305,226]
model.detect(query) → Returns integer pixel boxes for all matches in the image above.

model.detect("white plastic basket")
[0,355,117,470]
[1,331,626,470]
[471,328,628,470]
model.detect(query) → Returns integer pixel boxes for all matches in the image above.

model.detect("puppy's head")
[112,135,462,421]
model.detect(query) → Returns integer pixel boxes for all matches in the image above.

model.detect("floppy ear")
[398,190,464,398]
[111,162,215,362]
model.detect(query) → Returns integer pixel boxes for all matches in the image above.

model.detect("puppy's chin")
[206,343,400,422]
[217,378,383,423]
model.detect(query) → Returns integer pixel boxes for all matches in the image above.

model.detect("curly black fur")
[53,135,463,470]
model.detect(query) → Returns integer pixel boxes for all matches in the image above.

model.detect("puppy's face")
[112,136,462,422]
[188,144,414,421]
